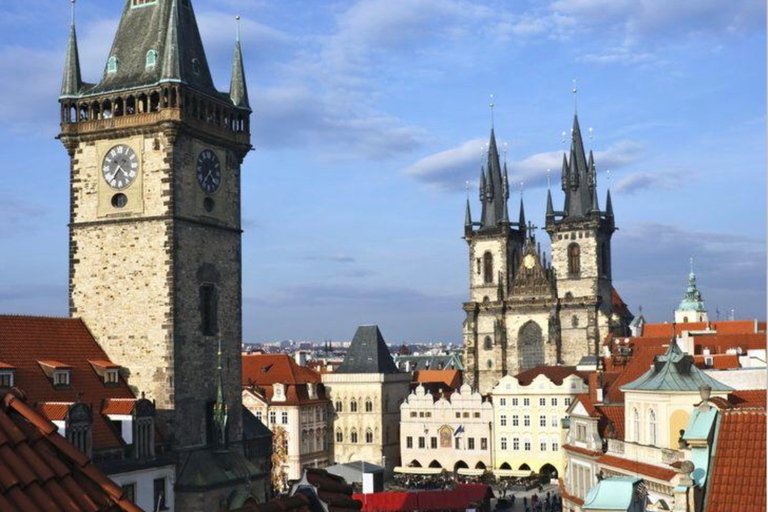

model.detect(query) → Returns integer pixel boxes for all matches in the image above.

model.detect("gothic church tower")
[58,0,260,507]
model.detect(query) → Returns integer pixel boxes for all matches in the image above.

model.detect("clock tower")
[58,0,263,507]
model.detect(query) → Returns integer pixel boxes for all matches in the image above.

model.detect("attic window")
[191,58,201,75]
[107,56,118,74]
[105,369,119,385]
[0,370,14,388]
[54,370,71,387]
[131,0,158,7]
[146,50,158,70]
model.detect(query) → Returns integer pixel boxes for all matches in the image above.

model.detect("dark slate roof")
[336,326,400,374]
[61,22,82,98]
[242,407,272,440]
[84,0,220,97]
[478,129,509,231]
[230,36,250,111]
[176,445,266,491]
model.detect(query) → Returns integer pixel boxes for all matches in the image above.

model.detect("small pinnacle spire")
[546,187,554,218]
[478,166,486,203]
[518,182,526,229]
[60,0,82,98]
[465,197,472,227]
[572,78,578,114]
[605,169,614,217]
[161,0,182,82]
[230,15,251,110]
[489,94,495,128]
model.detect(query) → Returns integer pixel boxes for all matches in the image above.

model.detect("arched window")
[350,400,358,413]
[365,399,373,412]
[335,429,343,443]
[483,336,493,350]
[365,429,373,443]
[191,58,201,75]
[632,408,640,443]
[107,56,118,74]
[649,410,657,446]
[600,243,609,276]
[568,243,581,275]
[483,252,494,284]
[334,400,342,412]
[350,429,358,443]
[145,50,157,69]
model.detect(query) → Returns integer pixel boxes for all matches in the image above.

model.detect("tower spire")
[546,169,555,220]
[161,0,182,82]
[518,182,526,233]
[465,181,473,228]
[479,126,506,229]
[213,338,228,448]
[61,0,82,98]
[230,15,251,111]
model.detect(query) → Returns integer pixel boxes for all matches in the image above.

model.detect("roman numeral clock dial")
[102,144,138,190]
[196,149,221,194]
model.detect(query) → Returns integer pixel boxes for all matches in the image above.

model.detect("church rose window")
[568,243,581,275]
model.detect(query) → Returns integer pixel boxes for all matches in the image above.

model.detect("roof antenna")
[690,256,695,274]
[572,78,578,114]
[489,94,495,128]
[519,181,524,199]
[589,127,594,151]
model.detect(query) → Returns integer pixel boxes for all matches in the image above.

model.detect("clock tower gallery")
[58,0,258,505]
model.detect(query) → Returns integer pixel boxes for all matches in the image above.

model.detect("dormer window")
[273,383,285,402]
[89,360,121,387]
[307,383,317,400]
[146,50,158,70]
[131,0,158,7]
[54,371,70,387]
[39,361,72,388]
[191,58,201,75]
[106,369,119,384]
[0,365,14,388]
[107,56,119,74]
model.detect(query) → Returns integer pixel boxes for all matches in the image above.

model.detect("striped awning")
[394,466,444,475]
[493,469,535,478]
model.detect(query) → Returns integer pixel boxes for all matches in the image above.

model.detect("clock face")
[102,145,138,190]
[196,149,221,194]
[523,254,536,269]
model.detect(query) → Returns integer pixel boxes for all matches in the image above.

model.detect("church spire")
[465,197,472,228]
[606,188,614,218]
[560,114,599,219]
[212,339,228,448]
[61,0,82,98]
[518,184,526,231]
[161,0,182,83]
[229,16,251,111]
[479,128,507,229]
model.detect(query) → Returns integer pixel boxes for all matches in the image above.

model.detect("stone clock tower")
[58,0,263,507]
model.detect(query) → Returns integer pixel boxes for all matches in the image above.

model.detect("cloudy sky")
[0,0,765,343]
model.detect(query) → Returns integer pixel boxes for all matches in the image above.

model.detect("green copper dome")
[678,269,706,312]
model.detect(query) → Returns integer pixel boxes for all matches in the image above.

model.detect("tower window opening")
[192,58,201,76]
[568,243,581,275]
[483,336,493,350]
[600,243,609,277]
[200,284,217,336]
[132,0,158,7]
[107,56,118,74]
[483,252,494,284]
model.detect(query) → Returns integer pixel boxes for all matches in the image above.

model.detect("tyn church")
[463,116,633,395]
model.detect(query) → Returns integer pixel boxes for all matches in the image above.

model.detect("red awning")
[353,485,491,512]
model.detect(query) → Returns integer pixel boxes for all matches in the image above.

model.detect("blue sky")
[0,0,765,343]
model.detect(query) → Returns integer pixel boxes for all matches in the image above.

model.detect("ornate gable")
[510,229,556,301]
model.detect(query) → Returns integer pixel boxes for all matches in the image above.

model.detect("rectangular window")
[418,437,425,449]
[499,398,507,407]
[255,411,262,422]
[512,398,519,406]
[468,438,475,450]
[406,436,413,448]
[523,398,530,407]
[281,412,288,424]
[540,440,547,451]
[524,415,530,427]
[500,437,507,450]
[473,412,480,418]
[426,412,432,418]
[153,478,167,510]
[512,438,519,450]
[0,372,13,388]
[122,483,136,504]
[564,398,572,406]
[455,437,460,450]
[269,411,276,424]
[551,415,558,427]
[540,415,546,427]
[540,398,546,406]
[512,415,519,427]
[200,284,217,336]
[431,437,437,449]
[552,440,559,451]
[481,437,488,450]
[410,411,417,417]
[54,371,70,387]
[463,412,469,418]
[500,414,507,427]
[419,412,424,417]
[551,398,558,407]
[105,370,119,385]
[524,439,531,451]
[455,412,461,419]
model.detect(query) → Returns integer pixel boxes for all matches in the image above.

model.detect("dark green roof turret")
[60,1,82,99]
[160,0,182,83]
[230,17,251,111]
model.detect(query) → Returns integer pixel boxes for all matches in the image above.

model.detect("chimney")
[588,373,604,404]
[294,351,307,367]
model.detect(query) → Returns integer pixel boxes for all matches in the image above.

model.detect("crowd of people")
[391,473,455,490]
[497,491,562,512]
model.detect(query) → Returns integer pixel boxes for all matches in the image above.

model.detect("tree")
[271,425,289,492]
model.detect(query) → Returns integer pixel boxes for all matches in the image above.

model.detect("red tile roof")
[641,320,760,338]
[570,394,600,418]
[611,289,632,318]
[707,409,766,512]
[413,370,462,389]
[0,390,141,512]
[101,399,136,416]
[710,390,767,411]
[38,402,71,421]
[514,366,587,386]
[242,354,321,386]
[605,345,666,403]
[562,444,602,458]
[596,405,625,440]
[597,454,677,481]
[693,354,740,370]
[0,316,137,452]
[693,333,767,354]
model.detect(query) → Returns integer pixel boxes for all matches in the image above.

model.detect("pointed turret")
[518,195,526,230]
[465,198,472,227]
[160,0,182,83]
[479,129,507,230]
[605,188,614,218]
[61,1,82,99]
[558,114,601,219]
[546,188,555,219]
[230,17,251,111]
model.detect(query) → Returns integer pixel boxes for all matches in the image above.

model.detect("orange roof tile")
[570,394,601,418]
[562,444,602,458]
[596,405,625,440]
[597,454,676,481]
[414,370,462,389]
[242,354,322,386]
[37,402,71,422]
[0,390,141,512]
[102,399,136,416]
[707,409,766,512]
[605,345,666,403]
[0,316,136,451]
[693,354,740,370]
